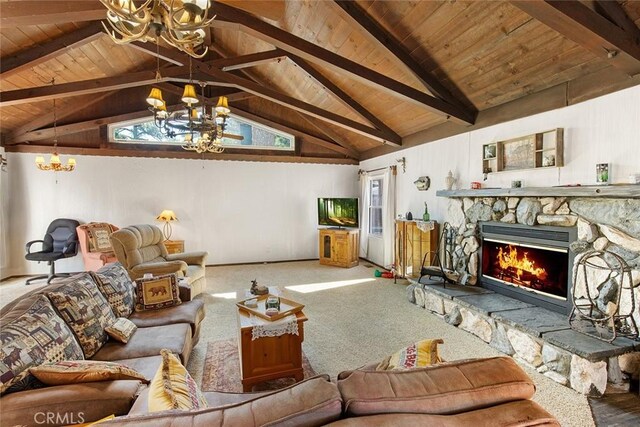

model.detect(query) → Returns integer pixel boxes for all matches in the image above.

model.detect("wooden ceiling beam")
[511,0,640,76]
[216,49,288,71]
[5,143,358,165]
[0,1,105,28]
[290,55,400,144]
[0,67,191,107]
[332,0,473,115]
[210,2,476,125]
[208,43,362,157]
[295,113,363,159]
[594,0,640,44]
[11,109,154,144]
[128,43,398,145]
[6,91,115,145]
[0,22,104,77]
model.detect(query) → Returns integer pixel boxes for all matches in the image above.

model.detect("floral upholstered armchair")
[76,222,119,272]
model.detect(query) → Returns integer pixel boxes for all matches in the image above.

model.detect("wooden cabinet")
[237,308,307,392]
[395,220,438,278]
[319,229,359,268]
[164,239,184,254]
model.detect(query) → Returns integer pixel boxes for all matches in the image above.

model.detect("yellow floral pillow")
[376,339,444,371]
[148,349,208,412]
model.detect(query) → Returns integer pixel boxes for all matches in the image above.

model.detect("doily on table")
[250,314,298,341]
[415,220,436,232]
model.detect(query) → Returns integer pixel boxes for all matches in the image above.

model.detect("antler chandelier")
[100,0,215,58]
[148,81,231,153]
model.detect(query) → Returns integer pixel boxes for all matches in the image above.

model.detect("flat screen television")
[317,198,359,228]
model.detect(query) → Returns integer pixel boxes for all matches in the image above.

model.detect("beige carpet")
[0,261,594,426]
[201,338,316,392]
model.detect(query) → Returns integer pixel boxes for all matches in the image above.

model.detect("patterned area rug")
[201,338,316,392]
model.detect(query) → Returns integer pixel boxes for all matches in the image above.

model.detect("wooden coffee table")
[236,306,307,392]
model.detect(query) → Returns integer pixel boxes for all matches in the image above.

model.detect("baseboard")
[205,258,317,268]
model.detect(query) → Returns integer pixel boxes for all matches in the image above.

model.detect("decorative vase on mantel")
[445,170,456,191]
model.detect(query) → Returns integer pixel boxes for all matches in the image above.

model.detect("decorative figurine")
[250,279,269,295]
[445,170,456,190]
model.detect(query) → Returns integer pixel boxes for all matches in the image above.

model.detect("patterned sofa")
[0,263,205,426]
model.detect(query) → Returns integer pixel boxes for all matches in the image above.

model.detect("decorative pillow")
[85,223,114,253]
[46,273,117,358]
[105,318,137,344]
[0,296,84,394]
[148,349,208,412]
[135,274,181,311]
[92,263,136,318]
[30,360,148,385]
[376,339,444,371]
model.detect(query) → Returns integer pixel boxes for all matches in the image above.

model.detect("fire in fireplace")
[480,223,576,313]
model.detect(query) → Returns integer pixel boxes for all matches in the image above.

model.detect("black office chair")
[418,222,458,285]
[25,218,80,285]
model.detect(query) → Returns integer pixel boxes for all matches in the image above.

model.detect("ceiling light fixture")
[100,0,215,58]
[35,79,76,172]
[147,54,239,153]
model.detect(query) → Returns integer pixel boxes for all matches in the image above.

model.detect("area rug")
[201,338,316,392]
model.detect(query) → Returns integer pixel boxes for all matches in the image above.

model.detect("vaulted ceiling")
[1,0,640,165]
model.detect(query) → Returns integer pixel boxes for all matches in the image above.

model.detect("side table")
[164,239,184,254]
[236,308,307,392]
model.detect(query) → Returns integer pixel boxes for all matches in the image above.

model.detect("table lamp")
[156,209,178,241]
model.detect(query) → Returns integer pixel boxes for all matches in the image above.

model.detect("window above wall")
[109,113,295,151]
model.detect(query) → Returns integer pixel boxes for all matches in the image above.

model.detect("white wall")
[360,84,640,233]
[3,155,358,277]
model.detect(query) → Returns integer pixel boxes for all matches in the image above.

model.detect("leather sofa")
[101,356,559,426]
[0,263,205,427]
[109,224,207,301]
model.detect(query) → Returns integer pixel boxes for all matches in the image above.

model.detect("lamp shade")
[35,156,45,165]
[49,154,61,165]
[215,96,230,115]
[156,210,178,222]
[181,84,199,105]
[146,87,165,107]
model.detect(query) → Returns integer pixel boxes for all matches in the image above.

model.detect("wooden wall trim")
[5,143,358,165]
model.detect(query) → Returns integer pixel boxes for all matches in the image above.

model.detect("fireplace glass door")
[481,239,569,301]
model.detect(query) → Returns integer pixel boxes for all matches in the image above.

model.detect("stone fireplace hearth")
[405,186,640,396]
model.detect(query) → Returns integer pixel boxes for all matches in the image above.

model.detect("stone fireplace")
[405,186,640,396]
[479,222,575,314]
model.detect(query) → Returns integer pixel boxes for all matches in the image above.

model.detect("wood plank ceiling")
[1,0,640,164]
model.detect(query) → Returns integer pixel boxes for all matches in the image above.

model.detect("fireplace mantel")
[436,184,640,198]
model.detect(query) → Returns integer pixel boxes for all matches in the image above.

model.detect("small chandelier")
[100,0,215,58]
[148,80,232,154]
[35,80,76,172]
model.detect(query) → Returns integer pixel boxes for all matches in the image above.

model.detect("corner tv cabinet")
[319,228,359,268]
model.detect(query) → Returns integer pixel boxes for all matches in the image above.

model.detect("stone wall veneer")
[444,196,640,321]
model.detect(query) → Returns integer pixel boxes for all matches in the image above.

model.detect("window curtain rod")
[358,157,405,176]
